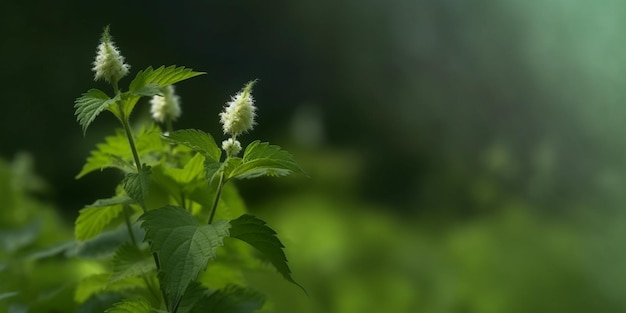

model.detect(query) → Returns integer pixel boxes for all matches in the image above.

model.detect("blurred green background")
[3,0,626,312]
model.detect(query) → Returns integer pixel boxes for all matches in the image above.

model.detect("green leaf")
[69,223,144,259]
[74,89,119,135]
[133,83,161,97]
[187,180,248,222]
[204,158,224,184]
[129,66,205,95]
[123,166,152,206]
[162,129,221,162]
[229,141,304,179]
[139,206,231,309]
[150,153,206,207]
[177,282,209,313]
[75,197,133,241]
[105,299,152,313]
[107,92,141,122]
[229,214,305,293]
[76,124,162,178]
[75,273,144,303]
[110,243,156,284]
[162,152,206,187]
[191,285,265,313]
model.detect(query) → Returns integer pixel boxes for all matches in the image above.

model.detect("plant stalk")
[120,115,144,173]
[122,204,137,246]
[117,103,171,311]
[208,172,225,224]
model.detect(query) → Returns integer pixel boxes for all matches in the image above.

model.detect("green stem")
[112,81,120,96]
[208,172,225,224]
[122,205,137,246]
[116,102,171,311]
[165,118,174,134]
[121,115,143,173]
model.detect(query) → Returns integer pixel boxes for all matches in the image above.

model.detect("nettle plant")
[73,27,305,312]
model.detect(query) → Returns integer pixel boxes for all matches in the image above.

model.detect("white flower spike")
[222,138,242,157]
[92,26,130,85]
[219,80,258,137]
[150,85,182,123]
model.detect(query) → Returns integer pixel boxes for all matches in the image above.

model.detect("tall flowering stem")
[90,26,168,309]
[208,81,258,224]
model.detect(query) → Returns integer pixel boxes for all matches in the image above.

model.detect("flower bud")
[150,85,182,123]
[92,26,130,84]
[222,138,242,157]
[219,81,257,137]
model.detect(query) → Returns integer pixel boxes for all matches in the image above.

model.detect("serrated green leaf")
[76,124,162,179]
[111,65,204,122]
[105,299,152,313]
[228,141,304,179]
[123,166,152,206]
[229,214,305,293]
[133,83,161,97]
[139,206,231,310]
[110,243,156,284]
[74,89,119,135]
[191,285,265,313]
[75,197,132,241]
[177,282,209,313]
[129,66,205,95]
[162,129,221,162]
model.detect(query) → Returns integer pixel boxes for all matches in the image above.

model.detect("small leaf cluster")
[72,27,305,312]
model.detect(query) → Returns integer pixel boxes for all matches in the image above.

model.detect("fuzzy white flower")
[222,138,242,157]
[150,85,182,123]
[92,26,130,84]
[219,81,257,137]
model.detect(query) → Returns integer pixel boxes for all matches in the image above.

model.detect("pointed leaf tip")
[229,214,306,294]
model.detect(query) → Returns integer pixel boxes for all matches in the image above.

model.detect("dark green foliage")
[123,166,152,207]
[229,141,305,179]
[129,66,205,96]
[162,129,221,162]
[110,244,155,284]
[76,125,161,178]
[104,299,152,313]
[229,214,305,293]
[139,206,231,310]
[192,285,265,313]
[69,29,303,312]
[75,196,133,241]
